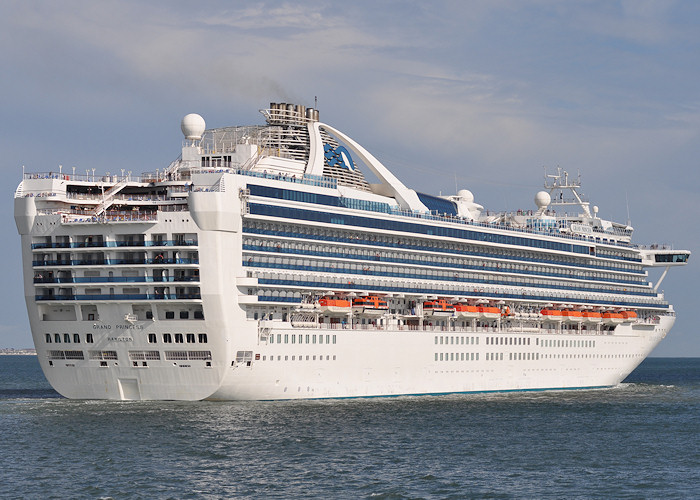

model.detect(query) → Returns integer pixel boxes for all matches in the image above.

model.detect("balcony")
[30,242,72,249]
[34,275,200,284]
[35,292,202,301]
[31,238,199,250]
[32,257,199,267]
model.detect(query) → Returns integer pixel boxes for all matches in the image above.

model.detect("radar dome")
[457,189,474,203]
[181,113,206,140]
[534,191,551,209]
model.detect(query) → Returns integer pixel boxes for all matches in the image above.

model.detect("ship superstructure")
[14,103,690,400]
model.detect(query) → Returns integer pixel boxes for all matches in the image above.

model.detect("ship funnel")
[266,102,319,124]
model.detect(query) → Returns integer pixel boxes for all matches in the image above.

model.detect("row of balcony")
[34,276,199,284]
[35,293,202,301]
[33,258,199,266]
[31,239,197,249]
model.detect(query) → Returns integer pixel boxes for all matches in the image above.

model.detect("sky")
[1,0,698,355]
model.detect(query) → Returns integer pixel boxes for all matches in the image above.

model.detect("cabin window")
[186,333,195,343]
[163,333,172,343]
[73,334,80,343]
[45,333,52,343]
[54,333,61,343]
[174,333,184,343]
[180,311,189,319]
[86,334,94,343]
[63,333,71,343]
[148,333,157,343]
[198,333,208,343]
[165,311,175,319]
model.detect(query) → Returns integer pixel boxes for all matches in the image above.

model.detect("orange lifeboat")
[540,309,564,322]
[620,310,638,322]
[562,310,583,323]
[317,297,352,314]
[352,295,388,316]
[582,311,602,323]
[479,306,501,319]
[423,299,456,316]
[602,312,624,324]
[454,304,479,318]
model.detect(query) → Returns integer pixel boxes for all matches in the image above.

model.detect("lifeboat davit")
[352,295,388,316]
[602,312,624,324]
[479,306,501,319]
[423,299,455,316]
[541,309,564,322]
[317,297,352,314]
[454,304,480,318]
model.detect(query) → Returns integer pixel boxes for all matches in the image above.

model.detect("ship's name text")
[93,324,144,330]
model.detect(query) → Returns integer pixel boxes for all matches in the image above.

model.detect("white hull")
[32,314,672,401]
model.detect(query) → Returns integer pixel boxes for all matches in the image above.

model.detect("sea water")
[1,356,698,499]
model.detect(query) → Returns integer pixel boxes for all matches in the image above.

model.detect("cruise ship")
[14,102,690,400]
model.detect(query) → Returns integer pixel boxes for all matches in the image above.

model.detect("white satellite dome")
[534,191,551,209]
[181,113,206,140]
[457,189,474,203]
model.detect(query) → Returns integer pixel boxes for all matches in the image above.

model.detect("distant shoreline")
[0,349,36,355]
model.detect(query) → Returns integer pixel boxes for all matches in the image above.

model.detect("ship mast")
[544,167,592,218]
